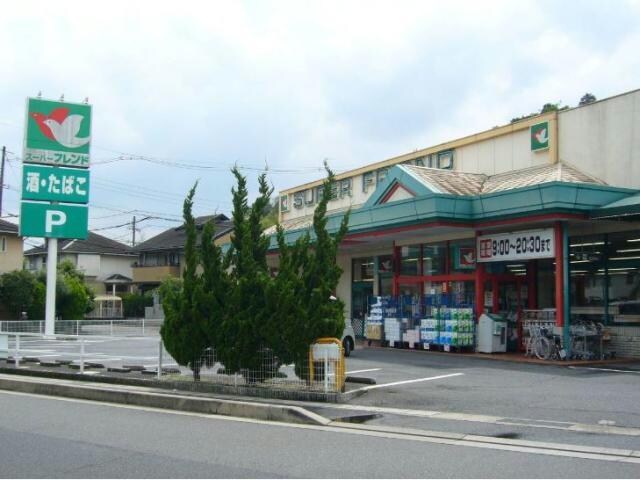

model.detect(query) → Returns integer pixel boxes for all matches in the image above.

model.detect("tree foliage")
[579,93,596,106]
[0,261,93,320]
[511,101,569,123]
[0,270,41,319]
[160,184,209,380]
[121,292,154,318]
[161,166,349,383]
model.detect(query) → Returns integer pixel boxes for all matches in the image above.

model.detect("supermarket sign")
[24,97,91,167]
[477,228,555,262]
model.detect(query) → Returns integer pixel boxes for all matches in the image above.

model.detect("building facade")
[0,219,23,274]
[133,214,233,293]
[272,88,640,358]
[25,232,137,296]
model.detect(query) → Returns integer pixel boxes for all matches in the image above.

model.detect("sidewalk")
[358,340,636,367]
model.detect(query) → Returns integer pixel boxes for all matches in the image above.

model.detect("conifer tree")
[199,219,229,351]
[160,184,208,381]
[267,165,350,380]
[216,168,274,380]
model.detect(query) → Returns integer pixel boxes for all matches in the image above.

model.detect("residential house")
[24,232,137,296]
[132,214,233,293]
[0,219,23,274]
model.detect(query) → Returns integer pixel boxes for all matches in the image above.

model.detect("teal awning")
[592,193,640,219]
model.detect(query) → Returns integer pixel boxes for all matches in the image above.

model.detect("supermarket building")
[270,88,640,358]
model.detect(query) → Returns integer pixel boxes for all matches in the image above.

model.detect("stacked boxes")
[420,318,440,344]
[365,297,383,340]
[403,327,421,348]
[384,318,403,346]
[420,307,475,347]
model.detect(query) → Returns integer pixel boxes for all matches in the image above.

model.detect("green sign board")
[22,164,90,204]
[530,121,549,151]
[24,98,92,168]
[20,202,88,239]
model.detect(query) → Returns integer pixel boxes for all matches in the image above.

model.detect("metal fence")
[0,319,163,337]
[0,332,345,394]
[161,344,344,393]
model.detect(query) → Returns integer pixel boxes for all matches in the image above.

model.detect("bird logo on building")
[31,107,91,149]
[534,127,548,145]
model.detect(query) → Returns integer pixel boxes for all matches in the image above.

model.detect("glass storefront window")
[400,245,420,275]
[451,280,475,306]
[449,239,476,273]
[352,257,374,282]
[606,232,640,322]
[569,235,606,313]
[423,242,446,275]
[377,255,394,295]
[537,258,556,309]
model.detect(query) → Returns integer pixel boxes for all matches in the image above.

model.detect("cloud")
[1,0,639,242]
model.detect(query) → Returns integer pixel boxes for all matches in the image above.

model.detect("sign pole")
[45,238,57,337]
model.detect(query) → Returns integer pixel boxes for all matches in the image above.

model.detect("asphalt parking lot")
[5,334,640,434]
[342,345,640,428]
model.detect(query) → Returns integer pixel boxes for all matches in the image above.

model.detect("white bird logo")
[534,128,548,145]
[43,114,91,149]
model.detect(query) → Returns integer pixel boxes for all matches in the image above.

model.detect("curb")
[0,365,362,402]
[0,373,332,426]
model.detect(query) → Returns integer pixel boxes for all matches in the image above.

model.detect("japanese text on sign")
[23,151,90,167]
[22,165,90,204]
[477,228,555,262]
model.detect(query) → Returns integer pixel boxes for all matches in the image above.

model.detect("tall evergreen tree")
[216,168,275,380]
[266,165,350,380]
[160,184,208,380]
[199,219,229,351]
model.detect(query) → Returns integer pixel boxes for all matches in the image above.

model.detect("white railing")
[0,319,163,337]
[0,332,344,394]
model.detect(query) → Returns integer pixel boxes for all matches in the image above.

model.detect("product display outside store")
[365,295,476,352]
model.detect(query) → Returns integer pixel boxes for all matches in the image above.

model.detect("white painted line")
[569,366,640,374]
[328,368,382,377]
[346,368,381,375]
[1,390,638,465]
[10,349,56,353]
[352,373,464,392]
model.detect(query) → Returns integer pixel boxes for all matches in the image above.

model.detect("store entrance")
[352,281,374,338]
[484,266,532,352]
[497,278,528,352]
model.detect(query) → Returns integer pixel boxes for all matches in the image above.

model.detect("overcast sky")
[1,0,639,247]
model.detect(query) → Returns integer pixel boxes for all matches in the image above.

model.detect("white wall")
[98,255,134,281]
[559,89,640,189]
[77,254,100,277]
[455,128,550,175]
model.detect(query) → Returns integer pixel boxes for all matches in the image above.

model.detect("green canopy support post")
[562,222,571,356]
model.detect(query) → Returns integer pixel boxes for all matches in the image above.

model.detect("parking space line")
[352,372,464,392]
[346,368,381,375]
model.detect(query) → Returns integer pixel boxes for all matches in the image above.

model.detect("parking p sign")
[20,202,88,239]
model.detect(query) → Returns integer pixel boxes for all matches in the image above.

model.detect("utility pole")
[0,146,6,217]
[132,215,136,247]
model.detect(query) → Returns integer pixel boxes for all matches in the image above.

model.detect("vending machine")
[477,313,507,353]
